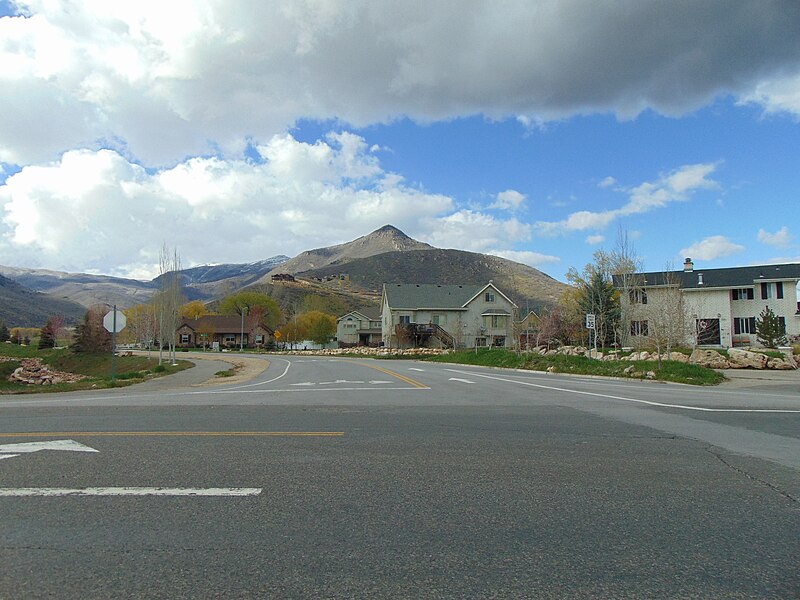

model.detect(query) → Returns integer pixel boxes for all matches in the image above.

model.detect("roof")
[612,262,800,290]
[337,308,381,322]
[383,283,484,309]
[178,315,274,334]
[383,282,516,309]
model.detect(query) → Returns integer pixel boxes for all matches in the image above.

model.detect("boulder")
[727,348,768,370]
[689,349,730,369]
[767,357,796,370]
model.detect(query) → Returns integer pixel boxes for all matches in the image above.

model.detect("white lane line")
[449,378,475,384]
[225,358,292,390]
[408,368,425,372]
[445,369,800,413]
[0,487,262,497]
[0,440,99,454]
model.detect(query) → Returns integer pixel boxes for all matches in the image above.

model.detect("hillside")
[300,248,566,311]
[264,225,432,278]
[0,274,86,327]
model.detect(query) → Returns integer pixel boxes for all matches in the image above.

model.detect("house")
[176,315,275,349]
[271,273,295,283]
[614,258,800,348]
[336,309,382,347]
[381,282,517,349]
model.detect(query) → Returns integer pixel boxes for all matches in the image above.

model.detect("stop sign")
[103,309,127,333]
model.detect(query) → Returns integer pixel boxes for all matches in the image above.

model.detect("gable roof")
[337,308,381,322]
[613,262,800,290]
[383,282,516,309]
[178,315,274,334]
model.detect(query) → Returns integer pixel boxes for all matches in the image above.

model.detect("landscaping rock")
[8,358,86,385]
[767,357,796,370]
[726,348,768,369]
[689,349,730,369]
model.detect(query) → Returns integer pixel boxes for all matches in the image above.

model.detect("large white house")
[615,259,800,348]
[381,282,517,349]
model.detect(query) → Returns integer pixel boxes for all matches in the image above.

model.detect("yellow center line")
[333,359,430,389]
[0,431,345,437]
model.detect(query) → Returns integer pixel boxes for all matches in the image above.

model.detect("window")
[224,334,236,344]
[485,292,495,302]
[629,289,648,304]
[761,282,773,300]
[475,337,487,347]
[777,282,784,299]
[255,334,264,344]
[432,315,441,326]
[732,288,754,300]
[778,316,786,333]
[399,315,411,325]
[733,317,756,335]
[484,315,506,328]
[493,336,506,347]
[630,320,649,336]
[180,333,190,344]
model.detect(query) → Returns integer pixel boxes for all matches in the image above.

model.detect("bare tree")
[156,244,184,365]
[609,228,644,348]
[642,266,686,368]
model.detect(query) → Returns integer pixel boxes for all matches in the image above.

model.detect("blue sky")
[1,1,799,281]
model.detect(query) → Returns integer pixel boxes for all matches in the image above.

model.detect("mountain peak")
[372,224,408,237]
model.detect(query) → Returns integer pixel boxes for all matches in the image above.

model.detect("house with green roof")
[381,282,517,349]
[613,258,800,348]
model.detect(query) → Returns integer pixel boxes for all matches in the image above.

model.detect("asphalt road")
[1,355,798,598]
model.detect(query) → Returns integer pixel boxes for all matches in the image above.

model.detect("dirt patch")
[185,353,270,386]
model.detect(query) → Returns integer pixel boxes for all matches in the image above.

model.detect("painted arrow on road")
[0,439,99,460]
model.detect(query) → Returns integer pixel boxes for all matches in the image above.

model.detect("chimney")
[683,258,694,272]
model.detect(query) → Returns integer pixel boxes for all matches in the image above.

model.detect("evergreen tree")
[72,306,112,353]
[577,270,620,349]
[0,322,9,343]
[755,306,787,348]
[38,318,57,349]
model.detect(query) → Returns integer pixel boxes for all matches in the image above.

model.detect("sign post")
[103,306,127,384]
[585,313,597,356]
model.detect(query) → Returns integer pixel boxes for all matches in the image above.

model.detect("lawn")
[421,348,725,385]
[0,345,192,394]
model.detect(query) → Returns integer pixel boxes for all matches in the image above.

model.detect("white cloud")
[679,236,745,261]
[487,249,560,268]
[598,177,616,189]
[585,235,605,245]
[2,2,800,165]
[490,189,527,211]
[757,226,793,248]
[0,130,535,278]
[536,163,719,235]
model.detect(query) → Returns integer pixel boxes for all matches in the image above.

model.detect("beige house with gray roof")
[336,308,382,347]
[381,282,517,349]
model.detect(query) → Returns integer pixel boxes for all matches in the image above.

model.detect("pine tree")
[755,306,787,348]
[0,322,9,343]
[72,306,112,353]
[38,319,57,349]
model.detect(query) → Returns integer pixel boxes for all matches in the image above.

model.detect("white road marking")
[408,368,425,372]
[449,378,475,384]
[369,381,393,385]
[290,382,316,386]
[445,369,800,413]
[0,440,99,462]
[0,487,262,497]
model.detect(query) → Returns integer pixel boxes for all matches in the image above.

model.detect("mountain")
[0,227,566,318]
[299,248,565,311]
[0,274,86,327]
[264,225,432,278]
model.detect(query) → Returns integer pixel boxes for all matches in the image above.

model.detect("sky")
[1,1,799,283]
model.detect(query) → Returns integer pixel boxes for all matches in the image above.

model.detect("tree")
[72,305,112,353]
[156,244,184,365]
[38,318,57,349]
[278,321,304,349]
[756,306,787,348]
[219,292,282,330]
[181,300,210,320]
[196,322,216,350]
[571,268,619,350]
[297,311,336,346]
[640,266,687,368]
[0,321,9,343]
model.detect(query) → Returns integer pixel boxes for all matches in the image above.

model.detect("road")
[1,355,799,598]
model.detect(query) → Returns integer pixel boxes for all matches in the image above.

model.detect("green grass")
[421,348,724,385]
[0,347,192,394]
